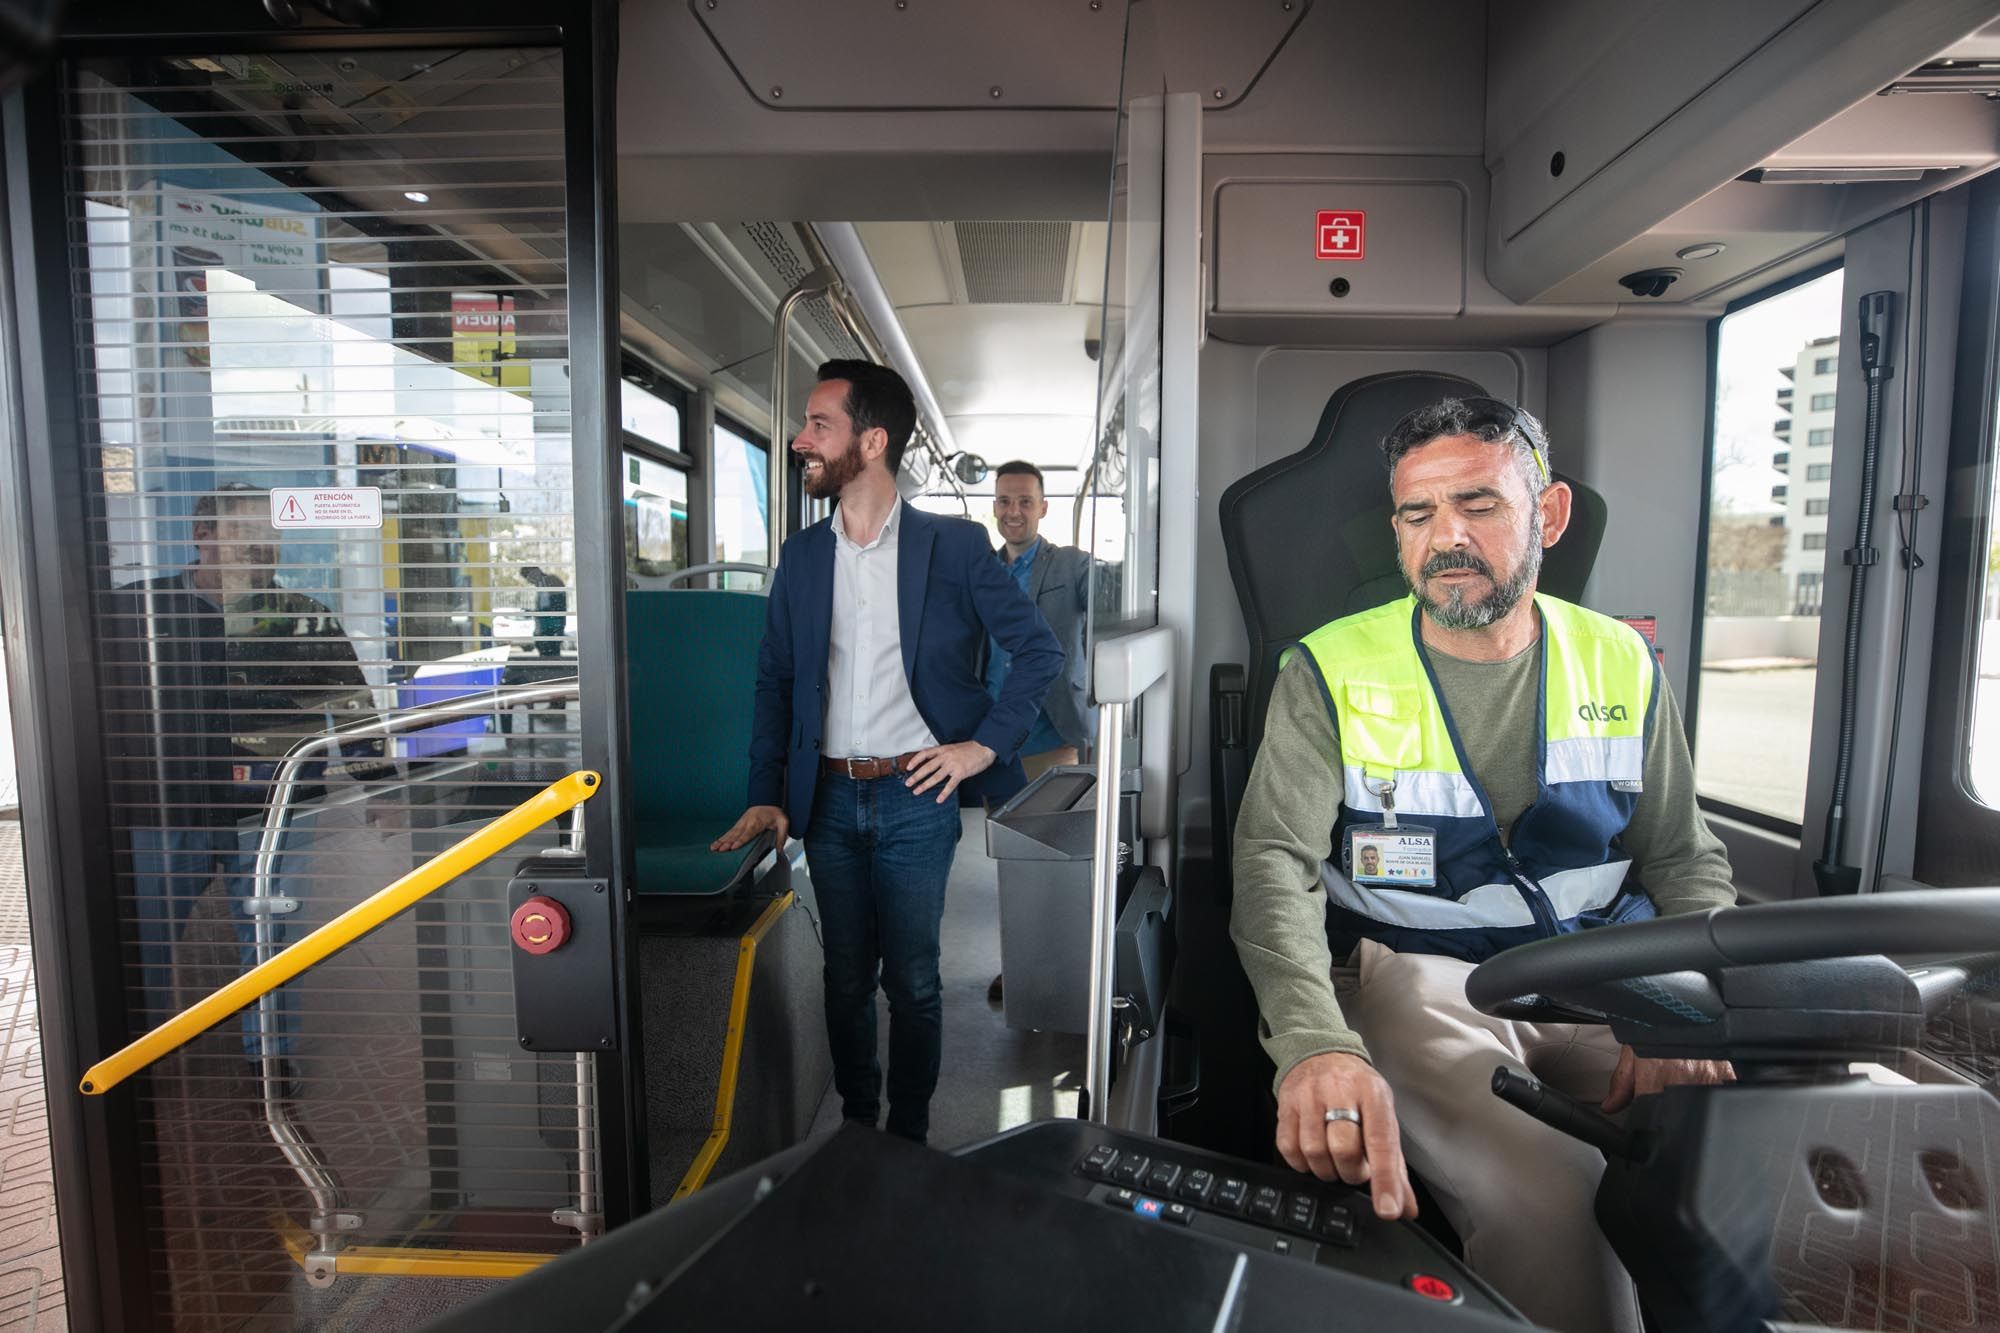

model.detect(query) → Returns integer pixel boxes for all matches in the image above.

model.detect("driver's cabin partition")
[0,6,632,1328]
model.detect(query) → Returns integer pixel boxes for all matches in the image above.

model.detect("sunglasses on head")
[1459,396,1550,484]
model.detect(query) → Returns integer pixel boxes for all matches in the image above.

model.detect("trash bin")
[984,765,1134,1034]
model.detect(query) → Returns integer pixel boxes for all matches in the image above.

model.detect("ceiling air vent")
[1880,60,2000,96]
[1742,167,1931,184]
[948,221,1076,304]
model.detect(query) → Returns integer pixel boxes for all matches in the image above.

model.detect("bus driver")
[1230,398,1737,1333]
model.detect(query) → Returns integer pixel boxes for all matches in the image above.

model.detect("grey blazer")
[1014,541,1098,750]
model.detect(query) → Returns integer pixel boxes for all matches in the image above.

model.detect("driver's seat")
[1170,370,1608,1162]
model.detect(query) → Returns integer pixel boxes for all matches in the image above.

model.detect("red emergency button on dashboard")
[1405,1273,1461,1304]
[511,896,570,955]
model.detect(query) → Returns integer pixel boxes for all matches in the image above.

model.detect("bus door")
[0,8,632,1327]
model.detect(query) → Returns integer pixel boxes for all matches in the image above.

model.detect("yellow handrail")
[673,891,795,1199]
[82,770,602,1096]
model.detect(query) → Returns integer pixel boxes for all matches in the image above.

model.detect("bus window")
[618,368,690,588]
[1693,267,1844,828]
[624,450,690,587]
[713,419,770,579]
[621,372,682,452]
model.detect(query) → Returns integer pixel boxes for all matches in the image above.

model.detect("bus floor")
[0,818,62,1331]
[805,808,1084,1150]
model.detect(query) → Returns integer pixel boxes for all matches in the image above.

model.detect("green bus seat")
[627,589,771,896]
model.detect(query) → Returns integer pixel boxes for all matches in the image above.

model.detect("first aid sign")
[270,486,383,530]
[1316,210,1365,261]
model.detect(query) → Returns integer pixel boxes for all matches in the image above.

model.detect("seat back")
[626,589,768,894]
[1217,371,1607,759]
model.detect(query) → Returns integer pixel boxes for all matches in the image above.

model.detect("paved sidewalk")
[0,823,60,1330]
[0,654,15,814]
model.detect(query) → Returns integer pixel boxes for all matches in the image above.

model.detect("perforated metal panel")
[61,43,596,1327]
[738,219,866,355]
[952,220,1075,304]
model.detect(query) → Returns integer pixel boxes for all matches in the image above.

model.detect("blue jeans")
[130,824,295,1061]
[804,772,962,1141]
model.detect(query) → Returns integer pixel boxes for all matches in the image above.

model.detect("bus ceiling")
[616,2,2000,343]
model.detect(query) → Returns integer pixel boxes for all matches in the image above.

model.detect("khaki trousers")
[1337,939,1640,1333]
[1020,746,1080,783]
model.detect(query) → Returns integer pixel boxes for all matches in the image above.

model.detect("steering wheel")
[1464,888,2000,1060]
[1463,890,2000,1333]
[1464,889,2000,1333]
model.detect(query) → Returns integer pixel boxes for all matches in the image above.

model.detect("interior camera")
[1617,267,1683,299]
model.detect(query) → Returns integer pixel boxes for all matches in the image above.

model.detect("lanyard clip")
[1371,776,1399,830]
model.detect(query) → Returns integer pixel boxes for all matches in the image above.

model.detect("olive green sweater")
[1230,641,1736,1089]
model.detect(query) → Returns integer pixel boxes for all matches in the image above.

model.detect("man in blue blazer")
[714,359,1062,1143]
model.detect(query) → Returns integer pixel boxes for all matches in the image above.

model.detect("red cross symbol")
[1316,210,1366,261]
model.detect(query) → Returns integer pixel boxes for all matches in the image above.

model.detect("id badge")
[1345,823,1438,888]
[1344,775,1435,887]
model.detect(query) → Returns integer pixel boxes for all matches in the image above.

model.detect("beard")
[800,441,866,500]
[1404,512,1543,631]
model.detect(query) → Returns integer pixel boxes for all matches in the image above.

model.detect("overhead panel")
[1213,180,1465,316]
[849,222,955,309]
[1486,1,1815,245]
[1153,0,1313,111]
[688,0,1308,112]
[691,0,1125,110]
[1484,0,2000,302]
[1763,85,2000,170]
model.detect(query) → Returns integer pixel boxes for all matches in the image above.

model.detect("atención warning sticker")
[270,486,383,530]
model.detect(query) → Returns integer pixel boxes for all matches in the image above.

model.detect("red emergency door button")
[1405,1273,1461,1304]
[511,896,570,955]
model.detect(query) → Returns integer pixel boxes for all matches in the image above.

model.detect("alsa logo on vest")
[1576,701,1630,723]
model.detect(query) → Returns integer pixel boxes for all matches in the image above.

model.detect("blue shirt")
[986,538,1067,756]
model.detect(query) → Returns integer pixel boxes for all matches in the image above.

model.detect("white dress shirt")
[823,498,939,760]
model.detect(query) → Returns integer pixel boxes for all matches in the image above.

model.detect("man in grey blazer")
[984,459,1102,1003]
[985,460,1097,781]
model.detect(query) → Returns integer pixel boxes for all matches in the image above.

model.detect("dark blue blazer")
[748,504,1065,837]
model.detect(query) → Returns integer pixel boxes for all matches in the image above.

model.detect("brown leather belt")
[820,752,921,781]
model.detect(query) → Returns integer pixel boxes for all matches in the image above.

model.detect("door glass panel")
[1087,3,1165,642]
[1965,366,2000,807]
[1693,268,1844,826]
[69,45,590,1323]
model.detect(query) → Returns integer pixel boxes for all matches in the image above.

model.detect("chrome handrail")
[250,677,581,1273]
[662,562,773,589]
[252,678,581,902]
[769,267,839,560]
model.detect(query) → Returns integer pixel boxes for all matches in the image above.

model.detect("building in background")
[1775,335,1839,614]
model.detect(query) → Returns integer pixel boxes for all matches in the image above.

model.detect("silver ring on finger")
[1323,1107,1362,1125]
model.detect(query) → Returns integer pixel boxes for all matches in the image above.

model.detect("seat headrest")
[1218,371,1607,758]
